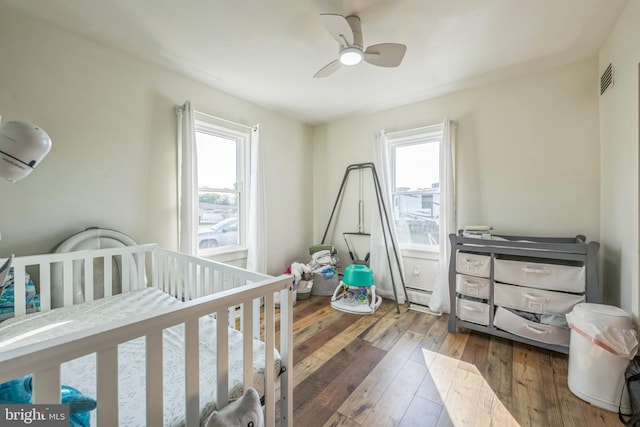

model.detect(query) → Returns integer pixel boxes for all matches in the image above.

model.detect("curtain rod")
[175,102,255,131]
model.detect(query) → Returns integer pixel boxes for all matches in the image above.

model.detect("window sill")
[200,247,248,263]
[400,245,439,259]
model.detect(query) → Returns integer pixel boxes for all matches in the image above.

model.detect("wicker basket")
[311,272,339,296]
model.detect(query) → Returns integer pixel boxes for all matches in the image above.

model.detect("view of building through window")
[194,128,242,252]
[391,138,440,247]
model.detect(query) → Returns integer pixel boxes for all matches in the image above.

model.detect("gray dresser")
[448,232,600,354]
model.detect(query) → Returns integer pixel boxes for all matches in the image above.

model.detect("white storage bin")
[494,258,585,293]
[493,307,570,347]
[456,274,490,299]
[456,297,490,326]
[567,303,635,413]
[456,252,491,278]
[494,282,585,314]
[297,280,312,300]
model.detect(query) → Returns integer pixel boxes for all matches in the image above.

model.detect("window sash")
[194,119,250,254]
[386,125,443,250]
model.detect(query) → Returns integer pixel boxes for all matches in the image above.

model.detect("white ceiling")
[1,0,629,124]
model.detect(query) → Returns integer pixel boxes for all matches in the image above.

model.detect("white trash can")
[567,303,637,413]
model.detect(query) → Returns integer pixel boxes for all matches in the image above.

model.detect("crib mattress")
[0,287,281,426]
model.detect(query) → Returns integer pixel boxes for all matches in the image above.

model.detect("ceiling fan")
[314,13,407,78]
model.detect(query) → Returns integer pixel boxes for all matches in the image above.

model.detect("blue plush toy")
[0,375,96,427]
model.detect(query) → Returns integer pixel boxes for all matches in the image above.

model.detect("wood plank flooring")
[284,296,621,427]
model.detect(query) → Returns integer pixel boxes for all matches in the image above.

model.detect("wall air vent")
[600,63,614,95]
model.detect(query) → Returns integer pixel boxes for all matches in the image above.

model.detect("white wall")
[0,5,313,275]
[598,0,640,318]
[313,59,601,272]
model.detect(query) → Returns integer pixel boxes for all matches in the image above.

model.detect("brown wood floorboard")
[278,296,623,427]
[294,337,386,427]
[294,311,360,363]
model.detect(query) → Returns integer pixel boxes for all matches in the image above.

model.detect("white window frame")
[386,124,443,253]
[194,117,250,256]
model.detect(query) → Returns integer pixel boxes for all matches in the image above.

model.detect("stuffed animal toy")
[205,387,264,427]
[0,375,96,427]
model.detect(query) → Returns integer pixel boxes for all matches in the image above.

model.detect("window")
[387,125,443,249]
[194,119,249,255]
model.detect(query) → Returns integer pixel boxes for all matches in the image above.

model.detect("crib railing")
[154,248,270,338]
[3,244,157,315]
[0,246,294,427]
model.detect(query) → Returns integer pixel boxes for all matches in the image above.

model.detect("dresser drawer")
[494,258,585,293]
[456,252,491,278]
[456,297,490,326]
[456,274,490,299]
[493,307,570,347]
[494,282,584,314]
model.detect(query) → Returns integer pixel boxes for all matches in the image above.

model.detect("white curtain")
[247,124,267,273]
[429,118,456,314]
[370,130,406,304]
[176,101,198,255]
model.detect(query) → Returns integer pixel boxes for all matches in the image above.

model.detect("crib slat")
[217,270,224,293]
[243,299,254,389]
[161,253,169,294]
[137,252,145,290]
[163,252,169,294]
[176,258,183,301]
[185,319,200,427]
[32,366,61,404]
[146,331,164,427]
[253,298,261,340]
[264,291,275,427]
[84,257,94,303]
[197,264,204,298]
[184,260,190,300]
[103,256,113,298]
[151,250,159,290]
[189,261,196,299]
[279,286,293,427]
[207,266,214,295]
[181,261,188,301]
[216,311,229,410]
[63,259,73,306]
[13,267,26,317]
[172,257,178,299]
[122,254,130,293]
[192,262,197,299]
[39,262,51,312]
[97,347,119,426]
[167,256,172,296]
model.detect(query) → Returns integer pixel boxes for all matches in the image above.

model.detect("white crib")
[0,244,293,426]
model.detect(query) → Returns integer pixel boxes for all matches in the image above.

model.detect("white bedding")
[0,287,280,426]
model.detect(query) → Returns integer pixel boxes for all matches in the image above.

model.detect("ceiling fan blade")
[313,59,342,78]
[319,14,354,46]
[364,43,407,67]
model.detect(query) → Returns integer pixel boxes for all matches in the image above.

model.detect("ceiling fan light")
[339,48,362,66]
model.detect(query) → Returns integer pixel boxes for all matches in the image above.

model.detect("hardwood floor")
[284,295,621,427]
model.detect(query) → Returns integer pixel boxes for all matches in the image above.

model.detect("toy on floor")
[331,264,381,315]
[205,387,264,427]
